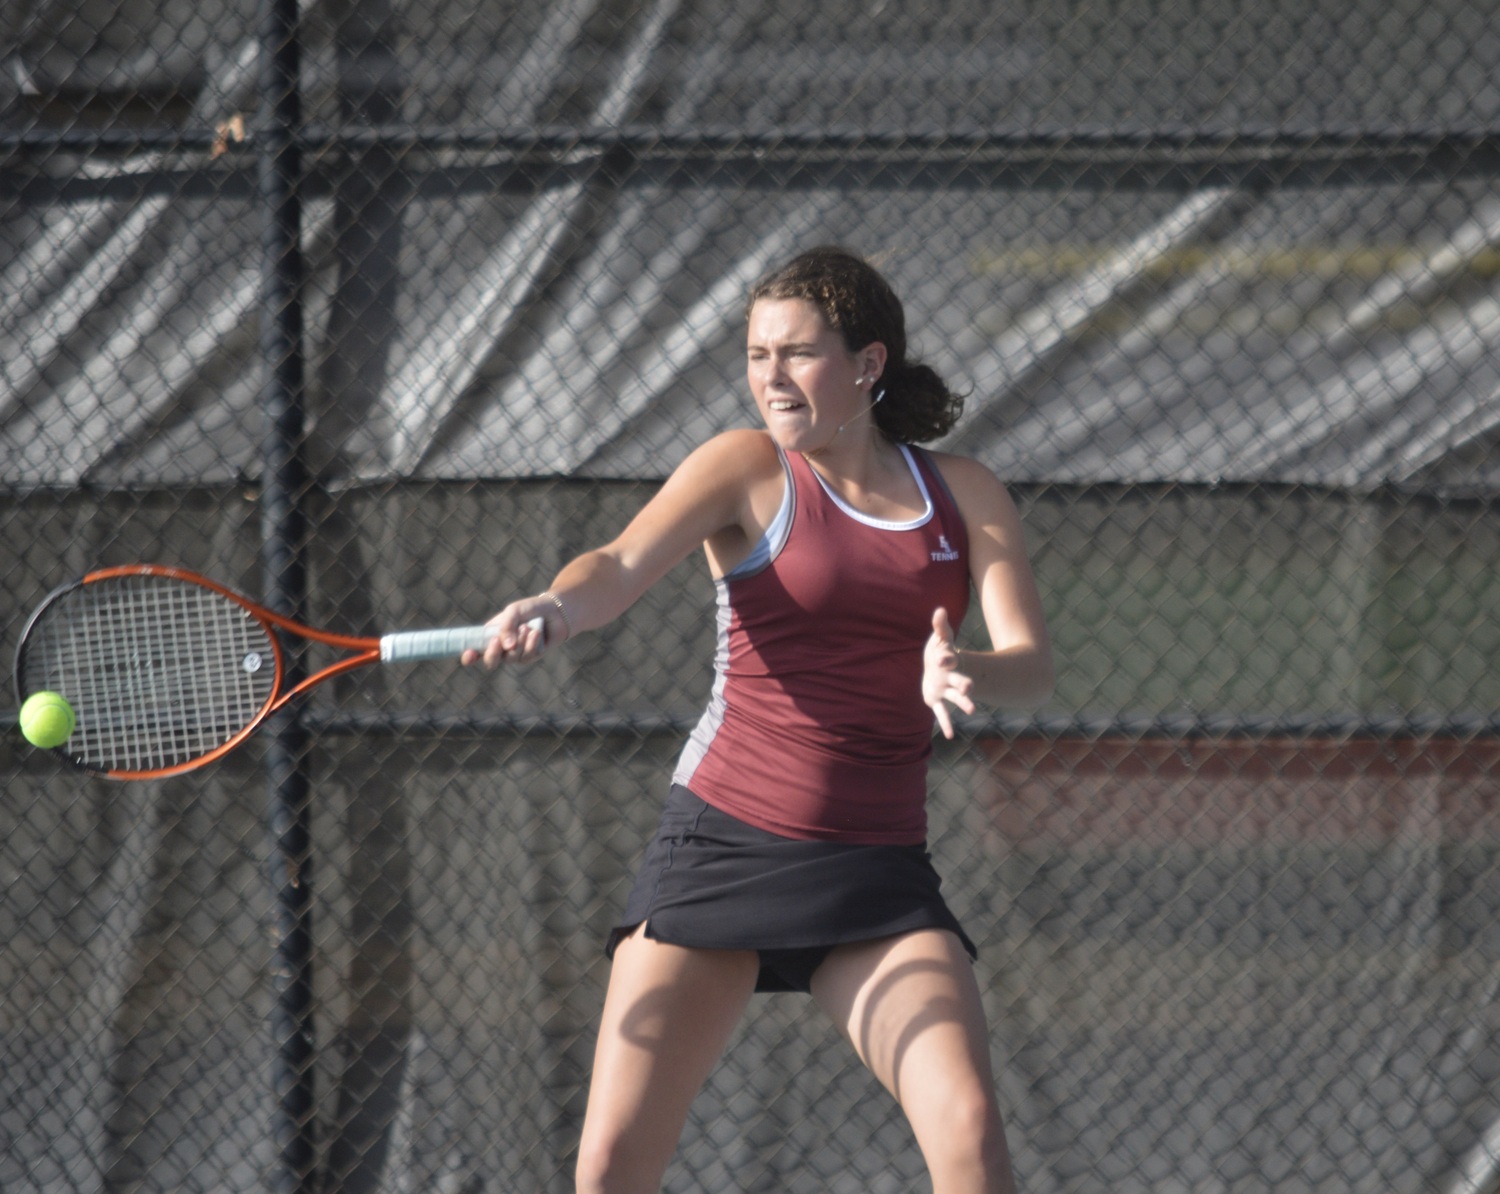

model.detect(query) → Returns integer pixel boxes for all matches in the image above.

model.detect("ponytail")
[873,361,965,443]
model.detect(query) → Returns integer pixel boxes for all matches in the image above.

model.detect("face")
[746,298,884,453]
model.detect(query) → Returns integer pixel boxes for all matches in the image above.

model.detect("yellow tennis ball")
[20,690,76,749]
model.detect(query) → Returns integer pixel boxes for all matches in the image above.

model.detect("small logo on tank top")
[931,534,960,562]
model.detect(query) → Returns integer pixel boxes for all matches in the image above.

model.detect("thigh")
[810,928,1015,1194]
[578,927,760,1191]
[811,929,996,1100]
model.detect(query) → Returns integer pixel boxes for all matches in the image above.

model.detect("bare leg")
[575,927,760,1194]
[811,930,1017,1194]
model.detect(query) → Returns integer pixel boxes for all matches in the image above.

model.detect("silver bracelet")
[539,590,573,642]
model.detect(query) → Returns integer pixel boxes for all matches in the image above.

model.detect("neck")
[802,429,900,487]
[801,439,921,521]
[805,391,886,461]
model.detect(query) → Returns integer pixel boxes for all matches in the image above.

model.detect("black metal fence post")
[257,0,317,1190]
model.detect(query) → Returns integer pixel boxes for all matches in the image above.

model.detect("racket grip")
[379,617,545,663]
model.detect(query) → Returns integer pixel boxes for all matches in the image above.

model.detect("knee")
[574,1129,661,1194]
[919,1083,1012,1176]
[573,1133,618,1194]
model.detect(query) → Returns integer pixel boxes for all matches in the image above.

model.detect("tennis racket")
[14,563,541,780]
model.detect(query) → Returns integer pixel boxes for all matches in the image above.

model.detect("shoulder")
[662,428,781,491]
[664,430,787,572]
[920,450,1029,553]
[920,450,1017,519]
[672,428,776,475]
[690,428,782,471]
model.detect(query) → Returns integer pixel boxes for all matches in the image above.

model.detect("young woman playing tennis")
[466,246,1054,1194]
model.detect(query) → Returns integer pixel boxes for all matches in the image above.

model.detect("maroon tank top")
[672,444,971,844]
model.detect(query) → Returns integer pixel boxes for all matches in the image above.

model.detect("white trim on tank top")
[809,442,934,531]
[722,444,933,583]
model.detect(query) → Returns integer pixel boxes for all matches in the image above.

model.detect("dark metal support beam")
[256,0,317,1190]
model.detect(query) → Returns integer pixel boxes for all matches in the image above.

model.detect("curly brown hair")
[746,246,964,443]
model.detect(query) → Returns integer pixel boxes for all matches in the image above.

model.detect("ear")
[859,341,888,383]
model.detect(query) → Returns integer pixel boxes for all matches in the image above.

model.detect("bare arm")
[465,429,779,667]
[922,454,1054,736]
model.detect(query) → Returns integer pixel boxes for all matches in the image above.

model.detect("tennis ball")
[19,690,76,749]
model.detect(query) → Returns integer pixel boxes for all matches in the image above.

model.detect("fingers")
[514,615,546,658]
[925,606,973,737]
[930,677,974,739]
[461,613,547,669]
[925,609,962,671]
[483,614,546,667]
[931,606,952,642]
[945,676,977,715]
[933,700,955,739]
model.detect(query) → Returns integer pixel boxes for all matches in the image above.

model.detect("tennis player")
[466,246,1053,1194]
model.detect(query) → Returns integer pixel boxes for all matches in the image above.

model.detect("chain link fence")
[5,1,1500,1191]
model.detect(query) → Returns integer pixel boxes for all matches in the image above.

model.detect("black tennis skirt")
[607,784,977,993]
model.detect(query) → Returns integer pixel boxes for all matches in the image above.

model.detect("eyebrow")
[746,339,821,352]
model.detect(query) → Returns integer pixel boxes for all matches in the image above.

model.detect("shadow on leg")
[576,928,760,1194]
[811,930,1017,1194]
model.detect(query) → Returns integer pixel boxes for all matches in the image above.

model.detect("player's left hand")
[923,607,975,739]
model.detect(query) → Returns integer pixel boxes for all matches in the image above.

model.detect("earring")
[855,376,867,386]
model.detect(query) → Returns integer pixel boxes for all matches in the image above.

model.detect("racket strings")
[24,576,277,773]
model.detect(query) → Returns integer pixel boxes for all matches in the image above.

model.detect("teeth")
[770,400,799,411]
